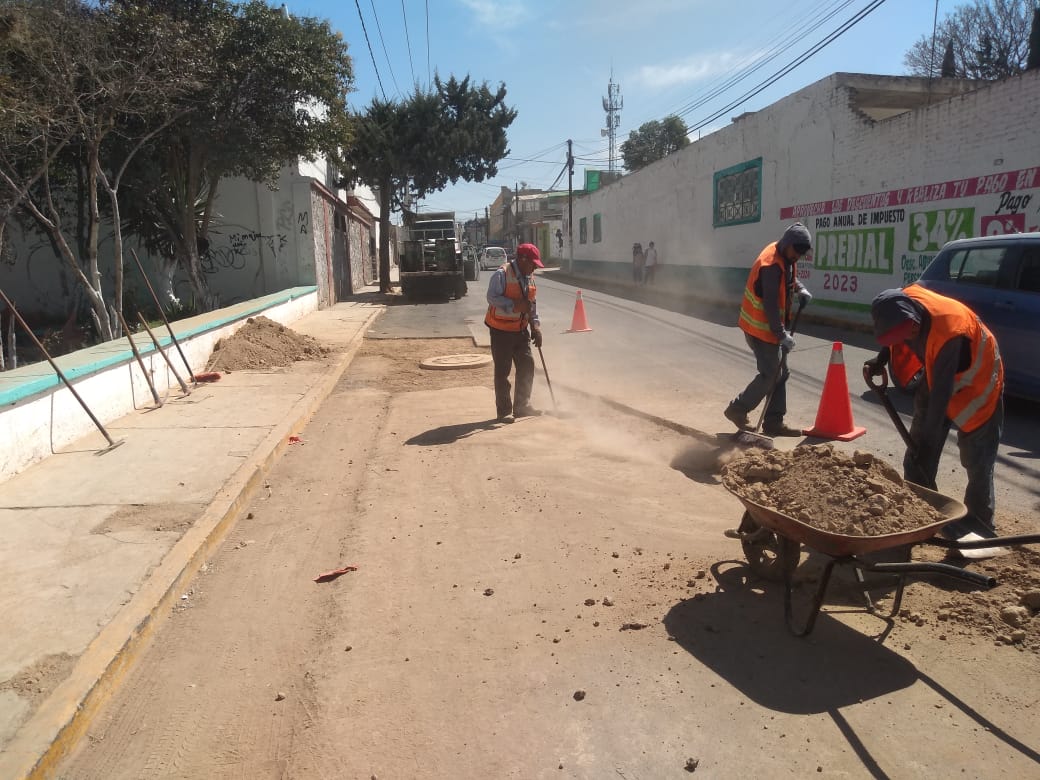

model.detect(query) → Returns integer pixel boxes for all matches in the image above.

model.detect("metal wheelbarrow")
[725,482,1040,636]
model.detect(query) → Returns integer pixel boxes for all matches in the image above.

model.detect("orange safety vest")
[890,284,1003,432]
[485,262,537,332]
[738,242,792,344]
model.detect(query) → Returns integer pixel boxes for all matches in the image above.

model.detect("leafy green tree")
[0,0,196,340]
[904,0,1033,79]
[344,75,516,293]
[619,116,690,172]
[116,0,354,310]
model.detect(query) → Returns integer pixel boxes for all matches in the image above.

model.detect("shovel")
[536,345,557,412]
[733,298,806,450]
[864,365,1005,558]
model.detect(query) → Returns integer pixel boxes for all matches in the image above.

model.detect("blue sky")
[286,0,959,221]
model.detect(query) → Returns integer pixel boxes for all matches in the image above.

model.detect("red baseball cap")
[877,319,917,346]
[517,243,544,267]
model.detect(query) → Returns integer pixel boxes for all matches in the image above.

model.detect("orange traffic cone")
[565,290,593,333]
[803,342,866,441]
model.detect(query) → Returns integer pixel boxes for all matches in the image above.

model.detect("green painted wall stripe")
[0,287,317,408]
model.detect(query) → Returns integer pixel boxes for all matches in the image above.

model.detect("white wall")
[1,159,375,318]
[569,70,1040,322]
[0,290,318,484]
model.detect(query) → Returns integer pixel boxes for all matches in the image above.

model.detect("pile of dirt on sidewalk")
[206,316,328,372]
[721,443,944,536]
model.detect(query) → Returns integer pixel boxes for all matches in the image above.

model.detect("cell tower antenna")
[601,69,623,174]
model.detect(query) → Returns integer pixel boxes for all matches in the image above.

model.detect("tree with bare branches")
[904,0,1034,80]
[0,0,197,341]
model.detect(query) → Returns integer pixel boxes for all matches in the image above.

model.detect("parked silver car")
[480,246,507,270]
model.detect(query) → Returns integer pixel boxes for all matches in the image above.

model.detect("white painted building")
[0,159,384,324]
[566,70,1040,325]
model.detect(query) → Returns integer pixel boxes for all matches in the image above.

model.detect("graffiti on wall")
[201,231,288,275]
[781,166,1040,307]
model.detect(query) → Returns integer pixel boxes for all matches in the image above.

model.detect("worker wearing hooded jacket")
[486,243,544,424]
[724,223,813,437]
[866,285,1004,537]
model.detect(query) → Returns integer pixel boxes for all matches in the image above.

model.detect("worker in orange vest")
[725,223,813,437]
[866,285,1004,538]
[485,243,544,424]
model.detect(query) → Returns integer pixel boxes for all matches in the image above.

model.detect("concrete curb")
[0,308,382,780]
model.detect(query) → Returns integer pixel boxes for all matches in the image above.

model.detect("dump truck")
[400,211,467,299]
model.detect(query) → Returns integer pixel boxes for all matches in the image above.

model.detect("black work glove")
[863,347,890,377]
[531,327,543,349]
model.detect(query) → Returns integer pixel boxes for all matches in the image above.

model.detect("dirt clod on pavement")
[207,316,329,371]
[721,443,943,536]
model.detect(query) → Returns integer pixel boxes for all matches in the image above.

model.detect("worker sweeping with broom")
[724,223,814,439]
[485,243,544,424]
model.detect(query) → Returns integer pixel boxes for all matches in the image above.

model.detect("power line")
[580,0,886,161]
[425,0,431,83]
[369,0,400,95]
[353,0,387,100]
[400,0,416,83]
[684,0,889,134]
[669,0,856,122]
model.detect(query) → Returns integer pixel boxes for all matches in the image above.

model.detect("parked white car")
[480,246,507,270]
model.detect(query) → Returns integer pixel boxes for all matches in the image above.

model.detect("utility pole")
[567,139,574,273]
[602,71,623,174]
[514,182,520,248]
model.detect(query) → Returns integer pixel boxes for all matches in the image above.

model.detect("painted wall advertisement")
[780,166,1039,311]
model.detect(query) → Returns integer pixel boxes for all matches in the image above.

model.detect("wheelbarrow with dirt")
[725,482,1040,636]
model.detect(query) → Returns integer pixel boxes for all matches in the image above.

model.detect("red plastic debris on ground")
[313,566,358,583]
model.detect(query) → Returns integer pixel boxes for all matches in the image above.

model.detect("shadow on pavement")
[405,418,502,445]
[665,560,1040,770]
[663,561,917,715]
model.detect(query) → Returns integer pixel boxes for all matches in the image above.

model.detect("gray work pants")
[904,383,1003,535]
[489,326,533,417]
[731,333,788,427]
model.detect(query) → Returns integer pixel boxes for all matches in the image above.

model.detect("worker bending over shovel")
[866,286,1004,541]
[485,243,544,424]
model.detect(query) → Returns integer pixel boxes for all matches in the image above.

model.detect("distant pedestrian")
[724,223,813,437]
[644,241,658,285]
[485,243,545,423]
[632,242,645,285]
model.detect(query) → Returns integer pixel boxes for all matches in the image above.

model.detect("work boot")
[514,404,542,417]
[724,402,750,430]
[497,413,515,424]
[762,420,803,437]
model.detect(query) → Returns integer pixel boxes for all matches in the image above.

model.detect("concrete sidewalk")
[0,297,385,779]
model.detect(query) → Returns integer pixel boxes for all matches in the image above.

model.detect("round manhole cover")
[419,353,493,371]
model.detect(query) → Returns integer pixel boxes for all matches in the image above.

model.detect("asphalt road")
[373,273,1040,528]
[53,282,1040,778]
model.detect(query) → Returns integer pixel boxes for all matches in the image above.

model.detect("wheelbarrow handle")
[867,560,997,589]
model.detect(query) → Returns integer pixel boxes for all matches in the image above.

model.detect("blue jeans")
[904,384,1003,534]
[731,333,787,427]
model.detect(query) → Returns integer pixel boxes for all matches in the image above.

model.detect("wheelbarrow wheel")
[739,511,801,582]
